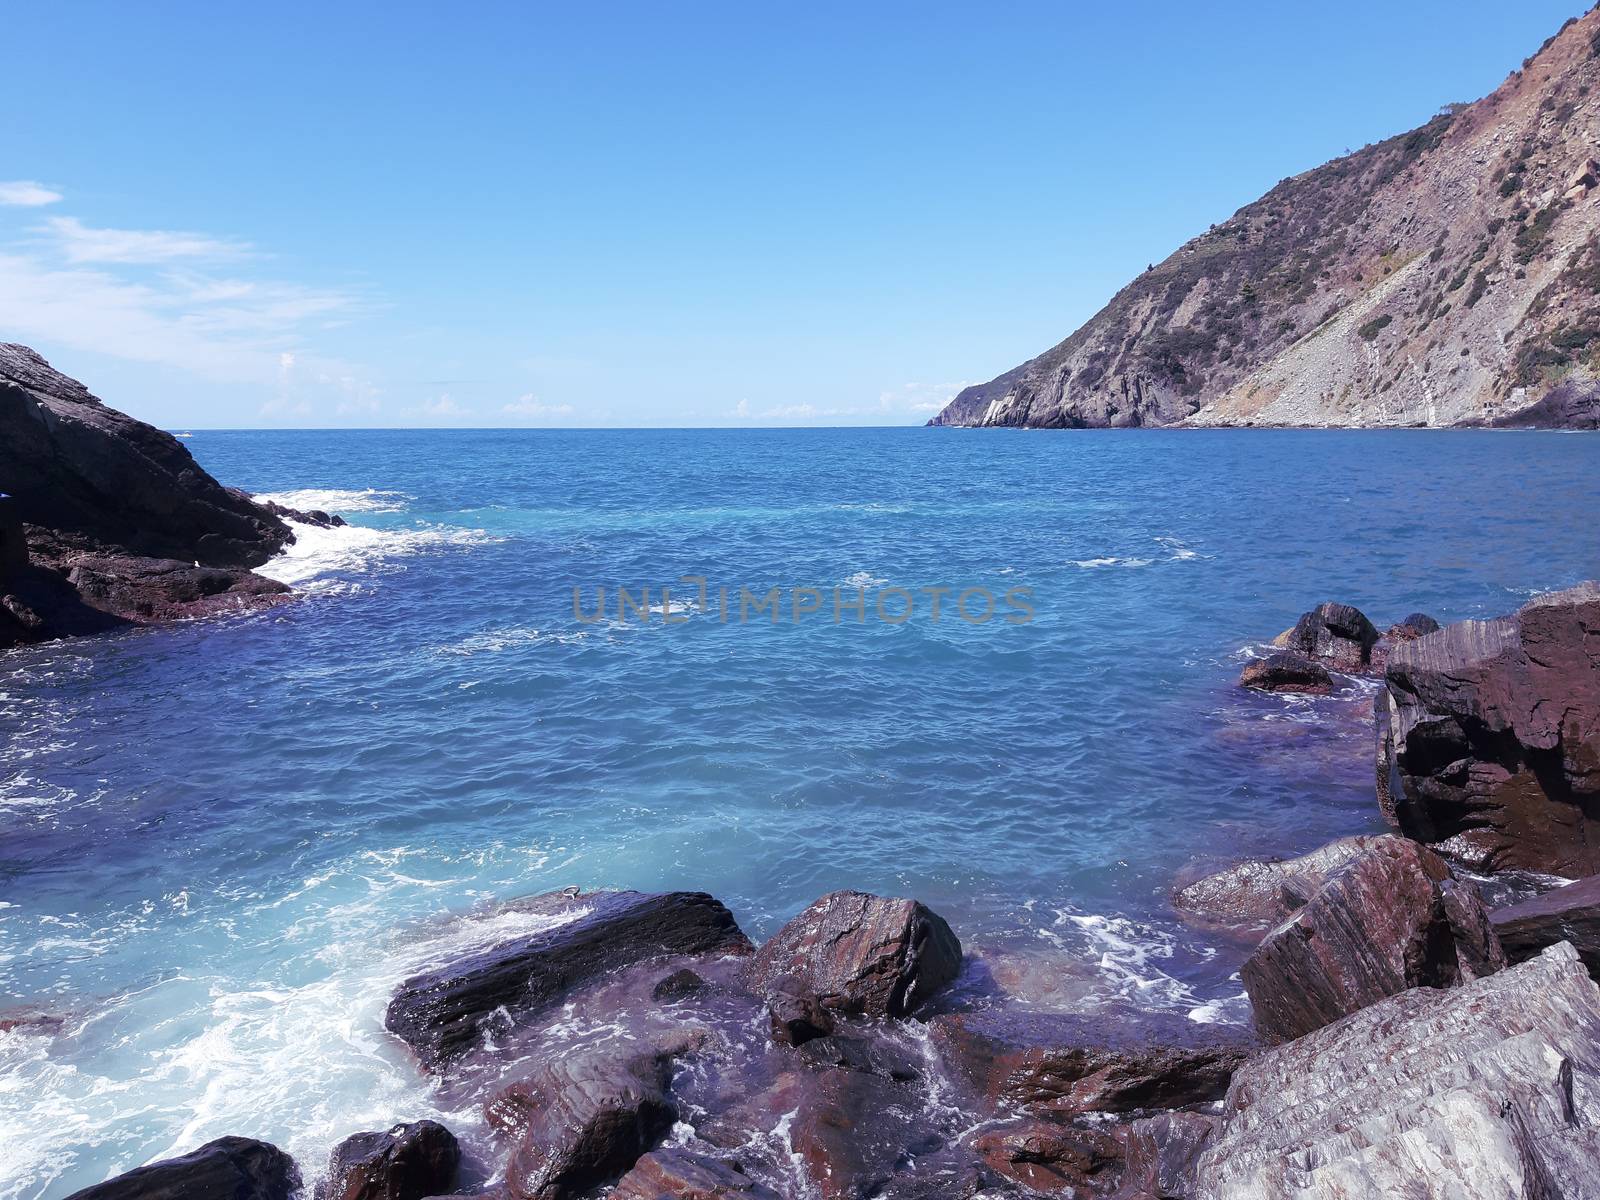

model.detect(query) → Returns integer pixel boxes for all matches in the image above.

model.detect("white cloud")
[0,180,62,207]
[43,215,250,264]
[878,381,969,414]
[502,393,575,418]
[420,393,467,417]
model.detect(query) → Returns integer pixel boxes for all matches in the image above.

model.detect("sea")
[2,427,1597,1197]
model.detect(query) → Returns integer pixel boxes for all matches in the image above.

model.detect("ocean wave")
[254,487,412,514]
[436,627,590,656]
[259,520,502,590]
[839,571,888,589]
[1069,556,1152,569]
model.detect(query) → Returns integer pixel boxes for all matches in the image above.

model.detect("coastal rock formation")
[1173,836,1373,936]
[0,344,297,650]
[1237,651,1333,694]
[745,891,961,1019]
[315,1121,460,1200]
[767,983,835,1047]
[930,10,1600,430]
[1240,835,1505,1043]
[930,1007,1249,1118]
[61,1137,301,1200]
[787,1065,941,1200]
[970,1119,1125,1196]
[385,889,750,1072]
[1378,582,1600,874]
[486,1037,692,1200]
[1492,874,1600,979]
[1196,942,1600,1199]
[1271,603,1379,672]
[612,1149,780,1199]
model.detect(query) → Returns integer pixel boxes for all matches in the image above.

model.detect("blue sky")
[0,1,1584,428]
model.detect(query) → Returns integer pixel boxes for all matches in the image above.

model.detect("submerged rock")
[316,1121,459,1200]
[1238,651,1334,694]
[1271,602,1379,672]
[1240,835,1504,1043]
[385,889,750,1071]
[1196,942,1600,1199]
[787,1065,942,1200]
[61,1137,300,1200]
[930,1007,1248,1119]
[1378,582,1600,875]
[767,984,835,1047]
[745,891,961,1019]
[1492,873,1600,979]
[1173,836,1373,936]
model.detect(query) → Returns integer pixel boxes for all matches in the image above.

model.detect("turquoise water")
[2,428,1597,1197]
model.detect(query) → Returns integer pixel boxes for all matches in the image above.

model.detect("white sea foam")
[254,487,412,515]
[839,571,888,589]
[1069,556,1152,569]
[259,520,502,589]
[436,627,588,657]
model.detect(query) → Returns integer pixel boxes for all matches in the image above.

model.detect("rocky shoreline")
[33,584,1600,1199]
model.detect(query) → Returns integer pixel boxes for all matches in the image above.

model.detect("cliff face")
[0,345,296,649]
[932,9,1600,429]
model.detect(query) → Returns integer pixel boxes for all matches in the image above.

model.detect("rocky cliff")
[0,344,297,649]
[932,8,1600,429]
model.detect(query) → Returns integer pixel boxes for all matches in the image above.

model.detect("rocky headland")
[0,344,338,652]
[45,582,1600,1199]
[931,9,1600,429]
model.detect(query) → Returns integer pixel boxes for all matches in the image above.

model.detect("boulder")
[971,1118,1126,1196]
[385,890,750,1071]
[795,1033,924,1082]
[1378,583,1600,874]
[1173,836,1373,936]
[745,891,961,1019]
[786,1065,941,1200]
[61,1137,300,1200]
[0,344,296,648]
[1271,602,1379,671]
[768,985,835,1047]
[486,1039,688,1200]
[612,1148,780,1199]
[1196,942,1600,1199]
[1237,651,1334,694]
[929,1007,1248,1118]
[1240,835,1505,1043]
[651,968,709,1002]
[1492,873,1600,978]
[1119,1110,1220,1200]
[315,1121,459,1200]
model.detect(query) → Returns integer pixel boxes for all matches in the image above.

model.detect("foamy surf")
[254,488,412,514]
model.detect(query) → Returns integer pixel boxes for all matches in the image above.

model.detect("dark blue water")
[2,428,1597,1197]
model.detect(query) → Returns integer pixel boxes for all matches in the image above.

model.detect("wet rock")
[1491,873,1600,979]
[1271,602,1379,672]
[316,1121,460,1200]
[1120,1110,1220,1200]
[386,890,750,1071]
[869,1152,1027,1200]
[1237,651,1334,694]
[1196,943,1600,1199]
[787,1065,942,1200]
[1378,582,1600,875]
[746,891,961,1019]
[486,1038,690,1200]
[1389,612,1440,639]
[930,1007,1248,1118]
[768,985,835,1047]
[651,968,709,1002]
[0,1010,66,1036]
[611,1148,780,1199]
[1173,836,1373,936]
[795,1033,923,1082]
[61,1136,300,1200]
[257,498,347,529]
[1240,835,1505,1043]
[972,1118,1126,1196]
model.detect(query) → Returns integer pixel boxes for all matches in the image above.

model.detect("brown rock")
[768,985,835,1047]
[972,1118,1126,1196]
[745,891,961,1019]
[60,1137,300,1200]
[1491,873,1600,979]
[1379,583,1600,874]
[1173,837,1373,936]
[787,1066,940,1200]
[611,1148,779,1199]
[315,1121,459,1200]
[1119,1110,1219,1200]
[1240,835,1505,1043]
[930,1008,1249,1119]
[1237,651,1334,694]
[1270,603,1379,671]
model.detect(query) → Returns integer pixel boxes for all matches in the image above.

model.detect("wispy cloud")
[502,393,575,419]
[0,180,62,207]
[42,215,252,264]
[879,381,969,414]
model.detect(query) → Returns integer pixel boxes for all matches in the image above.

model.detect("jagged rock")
[612,1148,780,1199]
[768,985,835,1047]
[1378,582,1600,874]
[0,344,295,648]
[1240,835,1505,1043]
[486,1038,692,1200]
[61,1137,300,1200]
[1173,837,1373,936]
[930,1007,1248,1118]
[651,968,708,1001]
[258,498,347,529]
[1492,873,1600,979]
[1389,612,1440,639]
[1270,603,1380,672]
[1237,651,1334,694]
[795,1033,923,1082]
[1120,1110,1220,1200]
[745,891,961,1019]
[0,1010,65,1036]
[315,1121,459,1200]
[1196,942,1600,1199]
[971,1118,1126,1196]
[787,1065,941,1200]
[385,890,750,1071]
